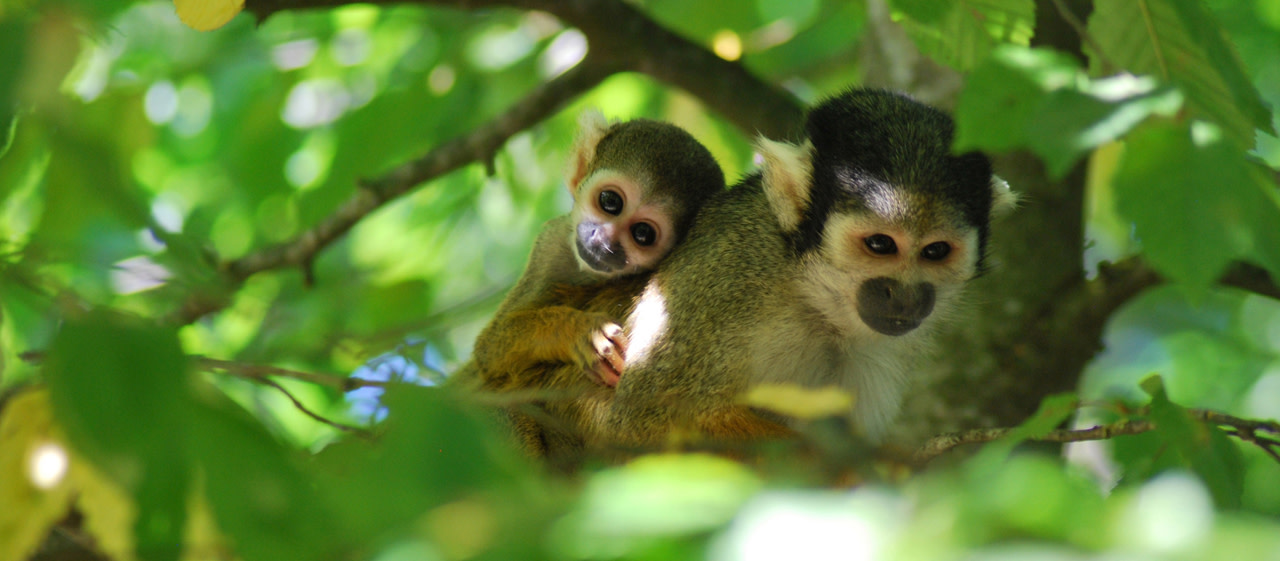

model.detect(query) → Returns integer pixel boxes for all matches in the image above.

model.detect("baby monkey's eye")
[864,234,897,255]
[599,189,624,215]
[631,222,657,246]
[921,242,951,261]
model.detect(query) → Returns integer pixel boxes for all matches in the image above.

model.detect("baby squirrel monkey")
[465,109,724,396]
[548,89,1018,453]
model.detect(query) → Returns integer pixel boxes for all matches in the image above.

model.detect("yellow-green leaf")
[0,390,73,561]
[173,0,243,31]
[740,384,854,420]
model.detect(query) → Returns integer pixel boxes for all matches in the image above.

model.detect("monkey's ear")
[566,108,612,191]
[990,174,1019,219]
[756,137,815,232]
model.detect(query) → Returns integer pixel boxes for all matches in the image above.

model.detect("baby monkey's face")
[570,170,679,277]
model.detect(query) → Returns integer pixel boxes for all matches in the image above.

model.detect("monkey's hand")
[580,319,627,387]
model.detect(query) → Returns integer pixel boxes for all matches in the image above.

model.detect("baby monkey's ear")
[990,174,1019,219]
[566,108,614,191]
[755,136,815,233]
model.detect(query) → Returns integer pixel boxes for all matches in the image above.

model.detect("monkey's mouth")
[575,237,626,274]
[862,315,923,336]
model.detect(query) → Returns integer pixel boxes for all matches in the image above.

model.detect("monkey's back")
[608,176,800,442]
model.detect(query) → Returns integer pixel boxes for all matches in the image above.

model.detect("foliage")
[1,0,1279,560]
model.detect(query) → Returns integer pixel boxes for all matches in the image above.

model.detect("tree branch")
[197,357,391,392]
[914,408,1280,464]
[257,377,375,437]
[174,0,804,324]
[171,56,616,324]
[247,0,805,139]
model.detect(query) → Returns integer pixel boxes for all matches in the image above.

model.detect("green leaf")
[1024,82,1181,177]
[0,118,49,247]
[316,385,517,543]
[44,311,191,561]
[955,46,1080,153]
[555,454,761,558]
[0,19,25,158]
[1141,376,1245,509]
[187,391,343,561]
[32,127,149,281]
[755,0,820,28]
[959,454,1106,546]
[1111,121,1280,288]
[1088,0,1274,148]
[956,46,1183,177]
[892,0,1035,71]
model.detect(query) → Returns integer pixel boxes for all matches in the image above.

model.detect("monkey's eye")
[631,222,657,246]
[921,242,951,261]
[599,190,624,215]
[864,234,898,255]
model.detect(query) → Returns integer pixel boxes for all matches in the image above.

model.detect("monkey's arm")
[474,305,626,390]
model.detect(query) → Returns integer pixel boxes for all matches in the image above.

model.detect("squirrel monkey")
[461,109,724,400]
[551,88,1019,452]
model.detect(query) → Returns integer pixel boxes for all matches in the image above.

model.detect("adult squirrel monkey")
[549,89,1018,454]
[457,109,724,403]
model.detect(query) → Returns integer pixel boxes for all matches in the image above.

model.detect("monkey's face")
[799,197,982,339]
[570,170,679,277]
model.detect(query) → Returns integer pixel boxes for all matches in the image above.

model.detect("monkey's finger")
[611,330,630,355]
[594,360,621,387]
[603,341,626,377]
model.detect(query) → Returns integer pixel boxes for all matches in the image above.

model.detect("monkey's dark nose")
[576,222,627,272]
[856,277,936,335]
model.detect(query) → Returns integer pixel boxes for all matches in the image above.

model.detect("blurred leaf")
[73,445,141,561]
[0,117,49,246]
[33,126,149,284]
[44,311,191,561]
[956,46,1183,178]
[740,384,853,420]
[956,46,1080,153]
[556,454,761,559]
[315,385,517,543]
[186,389,343,561]
[959,454,1106,546]
[174,0,244,31]
[0,20,25,156]
[1162,330,1269,411]
[300,87,468,226]
[1141,376,1245,509]
[351,279,434,334]
[755,0,819,28]
[647,0,762,41]
[1088,0,1274,148]
[0,389,75,561]
[1111,121,1280,288]
[889,0,948,23]
[891,0,1034,71]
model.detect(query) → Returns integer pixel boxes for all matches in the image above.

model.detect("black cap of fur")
[791,89,996,270]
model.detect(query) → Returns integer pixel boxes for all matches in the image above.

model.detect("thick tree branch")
[171,57,616,324]
[172,0,803,324]
[248,0,805,139]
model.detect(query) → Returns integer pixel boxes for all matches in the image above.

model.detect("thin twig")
[257,377,373,437]
[914,408,1280,464]
[197,357,389,392]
